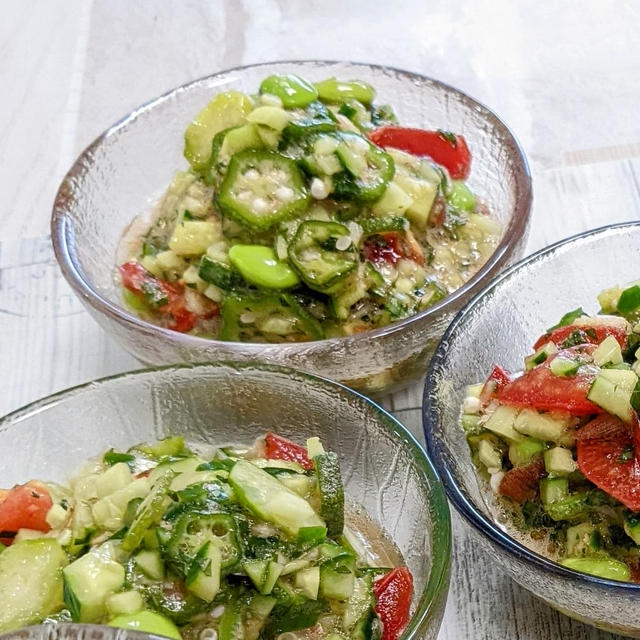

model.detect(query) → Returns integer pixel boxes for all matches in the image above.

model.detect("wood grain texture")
[1,1,640,637]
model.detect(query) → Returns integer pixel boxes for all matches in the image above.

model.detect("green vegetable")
[122,471,173,552]
[218,149,310,231]
[333,133,395,202]
[228,244,300,289]
[103,450,135,466]
[313,452,345,538]
[184,91,253,171]
[360,216,407,234]
[618,284,640,313]
[282,101,338,139]
[561,556,631,582]
[260,74,319,108]
[288,220,358,293]
[447,180,476,211]
[199,256,244,290]
[315,78,375,105]
[109,610,182,639]
[547,307,586,332]
[0,540,68,632]
[220,291,324,341]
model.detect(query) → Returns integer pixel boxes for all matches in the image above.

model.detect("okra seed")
[335,235,352,251]
[210,605,225,618]
[252,197,269,213]
[310,177,329,200]
[237,190,252,202]
[244,169,260,181]
[240,312,256,324]
[200,629,218,640]
[463,396,482,414]
[275,186,295,202]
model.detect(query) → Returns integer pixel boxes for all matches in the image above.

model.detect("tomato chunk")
[119,261,204,333]
[374,566,413,640]
[479,365,511,405]
[533,324,628,351]
[0,482,53,545]
[361,232,424,266]
[498,346,602,415]
[499,456,546,504]
[369,126,471,179]
[264,432,313,470]
[576,414,640,511]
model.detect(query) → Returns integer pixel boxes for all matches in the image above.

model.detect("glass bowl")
[423,221,640,636]
[0,362,450,639]
[51,60,532,396]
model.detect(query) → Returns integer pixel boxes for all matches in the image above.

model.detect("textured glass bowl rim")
[51,59,532,352]
[423,220,640,592]
[0,360,451,638]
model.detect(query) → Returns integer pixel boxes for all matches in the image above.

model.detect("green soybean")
[314,78,375,105]
[259,74,318,109]
[228,245,300,289]
[447,180,476,211]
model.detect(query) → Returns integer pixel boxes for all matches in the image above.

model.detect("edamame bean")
[314,78,375,105]
[228,245,300,289]
[259,74,318,109]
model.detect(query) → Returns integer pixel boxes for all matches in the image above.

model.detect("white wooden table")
[2,2,640,637]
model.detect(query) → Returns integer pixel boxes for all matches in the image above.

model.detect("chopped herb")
[103,450,135,466]
[560,330,589,349]
[619,446,634,463]
[437,129,458,147]
[547,307,586,332]
[183,210,196,221]
[140,280,169,308]
[338,103,357,120]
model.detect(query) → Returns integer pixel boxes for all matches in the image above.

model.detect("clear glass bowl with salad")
[52,61,531,395]
[0,362,450,639]
[424,222,640,636]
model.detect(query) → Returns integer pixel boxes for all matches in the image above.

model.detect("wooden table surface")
[2,1,640,638]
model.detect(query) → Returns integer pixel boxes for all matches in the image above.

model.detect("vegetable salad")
[0,433,413,640]
[118,73,500,342]
[462,280,640,582]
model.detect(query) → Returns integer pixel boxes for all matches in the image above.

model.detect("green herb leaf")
[103,450,135,466]
[618,285,640,314]
[547,307,586,332]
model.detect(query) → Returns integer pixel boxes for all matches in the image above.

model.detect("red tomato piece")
[264,432,313,470]
[576,414,640,511]
[119,261,201,333]
[479,365,512,405]
[0,482,53,545]
[533,324,628,351]
[369,126,471,179]
[498,346,602,416]
[361,232,424,267]
[499,456,546,503]
[373,567,414,640]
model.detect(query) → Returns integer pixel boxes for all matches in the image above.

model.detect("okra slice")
[217,149,309,231]
[288,220,358,293]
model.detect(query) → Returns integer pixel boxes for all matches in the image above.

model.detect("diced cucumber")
[461,414,481,432]
[466,383,484,398]
[219,123,264,165]
[184,91,253,171]
[105,590,144,616]
[371,182,413,217]
[169,219,221,256]
[561,556,630,581]
[313,452,345,537]
[0,539,68,632]
[63,550,125,622]
[186,540,222,602]
[525,341,557,370]
[508,437,545,467]
[170,469,225,492]
[540,477,569,505]
[566,523,603,556]
[281,558,311,575]
[343,574,374,632]
[320,554,355,601]
[137,436,187,459]
[483,406,523,442]
[478,438,503,470]
[306,436,325,459]
[544,447,576,477]
[96,463,133,498]
[108,610,182,640]
[549,356,581,377]
[46,503,69,529]
[593,335,624,366]
[253,459,306,473]
[514,409,573,445]
[92,477,151,531]
[276,473,312,497]
[149,457,203,483]
[587,369,638,423]
[295,566,320,600]
[244,559,284,595]
[121,472,173,552]
[350,607,379,640]
[545,495,587,522]
[135,549,165,581]
[229,460,324,537]
[247,106,291,132]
